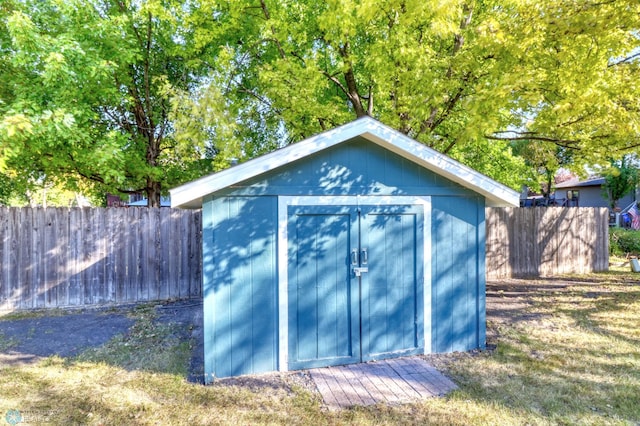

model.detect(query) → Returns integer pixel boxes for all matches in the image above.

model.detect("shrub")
[610,227,640,256]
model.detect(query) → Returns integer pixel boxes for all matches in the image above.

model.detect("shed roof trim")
[170,117,520,208]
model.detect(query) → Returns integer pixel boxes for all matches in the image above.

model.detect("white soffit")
[170,117,520,208]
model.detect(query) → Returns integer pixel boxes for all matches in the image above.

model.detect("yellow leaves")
[138,0,179,26]
[1,109,77,143]
[427,0,465,37]
[47,52,65,64]
[608,166,622,178]
[1,114,33,138]
[477,17,507,45]
[6,11,37,45]
[43,51,68,82]
[317,0,358,42]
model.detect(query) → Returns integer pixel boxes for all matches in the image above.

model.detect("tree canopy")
[1,0,639,205]
[179,0,640,186]
[0,0,216,206]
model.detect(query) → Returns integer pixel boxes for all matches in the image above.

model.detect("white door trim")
[277,195,432,371]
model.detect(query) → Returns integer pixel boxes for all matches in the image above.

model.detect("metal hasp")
[353,266,368,277]
[352,247,369,276]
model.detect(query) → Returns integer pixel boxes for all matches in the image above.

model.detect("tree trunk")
[146,179,162,207]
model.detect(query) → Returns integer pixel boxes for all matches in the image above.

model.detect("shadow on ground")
[0,300,204,382]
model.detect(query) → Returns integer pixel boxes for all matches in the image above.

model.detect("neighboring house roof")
[555,177,605,189]
[128,196,172,207]
[170,116,520,208]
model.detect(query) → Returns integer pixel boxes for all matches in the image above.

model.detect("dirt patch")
[486,278,559,322]
[0,300,203,373]
[212,370,319,398]
[0,310,135,366]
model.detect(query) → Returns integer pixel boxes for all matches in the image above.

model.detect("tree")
[2,0,639,198]
[179,0,640,187]
[486,1,640,166]
[511,140,573,199]
[0,0,214,206]
[601,155,638,210]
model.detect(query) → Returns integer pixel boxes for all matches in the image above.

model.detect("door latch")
[351,248,368,277]
[353,267,368,277]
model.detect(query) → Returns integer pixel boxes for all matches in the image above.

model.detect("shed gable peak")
[170,117,519,208]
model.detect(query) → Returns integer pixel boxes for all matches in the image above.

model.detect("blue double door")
[288,204,424,370]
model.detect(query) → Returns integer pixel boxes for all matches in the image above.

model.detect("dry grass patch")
[1,272,639,425]
[427,272,640,425]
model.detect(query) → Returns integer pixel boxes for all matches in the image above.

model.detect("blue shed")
[170,117,519,382]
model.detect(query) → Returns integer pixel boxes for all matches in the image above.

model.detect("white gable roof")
[170,117,520,208]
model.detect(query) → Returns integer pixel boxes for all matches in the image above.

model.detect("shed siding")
[202,139,488,379]
[431,196,485,353]
[203,195,278,379]
[220,137,474,198]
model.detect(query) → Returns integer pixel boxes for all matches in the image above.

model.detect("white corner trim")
[423,200,432,354]
[277,195,432,371]
[277,198,289,372]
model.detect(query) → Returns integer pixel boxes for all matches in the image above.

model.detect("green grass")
[0,307,71,321]
[1,272,639,425]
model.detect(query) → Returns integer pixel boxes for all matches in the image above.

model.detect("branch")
[290,50,306,66]
[339,42,367,117]
[259,0,286,59]
[442,139,457,155]
[417,4,474,139]
[435,86,465,128]
[614,141,640,151]
[608,52,640,68]
[416,108,438,138]
[452,4,473,56]
[322,70,350,98]
[238,86,282,115]
[486,132,581,147]
[144,11,154,138]
[418,76,470,137]
[114,187,147,195]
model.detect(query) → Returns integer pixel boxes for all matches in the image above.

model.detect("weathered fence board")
[0,206,609,310]
[486,207,609,279]
[0,207,202,311]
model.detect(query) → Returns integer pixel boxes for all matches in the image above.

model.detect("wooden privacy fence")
[486,207,609,279]
[0,207,201,310]
[0,206,609,310]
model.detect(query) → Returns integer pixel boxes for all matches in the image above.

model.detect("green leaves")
[600,156,639,209]
[180,0,639,189]
[1,0,638,201]
[0,0,217,205]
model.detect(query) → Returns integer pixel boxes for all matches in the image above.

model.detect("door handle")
[352,248,368,276]
[351,249,358,266]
